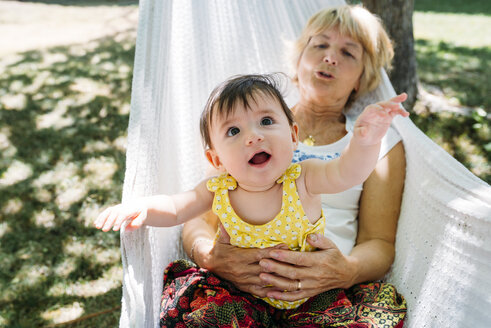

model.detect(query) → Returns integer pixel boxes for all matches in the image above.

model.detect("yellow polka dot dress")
[206,163,325,309]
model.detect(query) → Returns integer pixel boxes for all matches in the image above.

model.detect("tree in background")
[362,0,418,111]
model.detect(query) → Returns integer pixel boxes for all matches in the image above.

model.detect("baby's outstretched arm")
[94,180,212,232]
[304,93,408,195]
[353,93,408,145]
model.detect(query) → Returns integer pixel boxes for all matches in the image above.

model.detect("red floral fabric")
[160,260,406,327]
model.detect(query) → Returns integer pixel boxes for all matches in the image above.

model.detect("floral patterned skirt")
[160,260,406,328]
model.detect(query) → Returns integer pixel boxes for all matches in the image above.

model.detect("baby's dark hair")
[200,73,295,149]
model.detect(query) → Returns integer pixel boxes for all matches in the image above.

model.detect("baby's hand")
[94,201,147,232]
[354,93,409,145]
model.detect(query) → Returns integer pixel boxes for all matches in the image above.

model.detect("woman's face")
[296,28,364,108]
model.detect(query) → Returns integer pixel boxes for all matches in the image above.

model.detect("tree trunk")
[362,0,418,111]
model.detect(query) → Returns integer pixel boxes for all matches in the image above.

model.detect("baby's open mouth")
[248,151,271,165]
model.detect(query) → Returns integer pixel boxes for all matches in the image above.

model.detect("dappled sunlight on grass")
[2,198,23,214]
[37,100,75,130]
[34,208,56,228]
[413,37,490,183]
[415,40,490,110]
[0,160,33,186]
[0,27,134,326]
[0,222,10,238]
[83,156,119,189]
[42,302,85,325]
[412,111,490,183]
[48,265,122,298]
[12,264,50,288]
[55,176,88,211]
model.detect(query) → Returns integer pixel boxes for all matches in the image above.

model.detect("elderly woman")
[161,5,406,327]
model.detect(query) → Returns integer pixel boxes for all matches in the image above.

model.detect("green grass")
[415,40,490,110]
[414,12,491,48]
[412,1,490,182]
[0,32,134,327]
[414,0,491,15]
[0,1,490,327]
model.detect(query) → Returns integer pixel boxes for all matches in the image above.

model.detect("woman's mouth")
[317,71,334,79]
[248,152,271,165]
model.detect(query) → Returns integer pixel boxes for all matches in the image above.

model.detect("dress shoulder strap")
[275,163,301,184]
[206,173,237,192]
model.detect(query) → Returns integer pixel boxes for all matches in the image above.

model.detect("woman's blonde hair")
[291,5,394,101]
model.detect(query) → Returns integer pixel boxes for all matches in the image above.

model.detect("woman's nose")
[323,53,337,65]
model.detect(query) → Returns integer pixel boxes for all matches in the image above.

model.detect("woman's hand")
[199,225,281,298]
[258,233,359,302]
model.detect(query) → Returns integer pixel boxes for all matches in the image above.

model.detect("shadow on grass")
[414,39,490,183]
[415,0,491,15]
[412,111,490,184]
[15,0,138,7]
[0,30,135,327]
[415,39,490,110]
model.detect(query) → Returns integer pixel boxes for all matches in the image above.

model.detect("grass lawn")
[0,0,489,327]
[412,0,490,182]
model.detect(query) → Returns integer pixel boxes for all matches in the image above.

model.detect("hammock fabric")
[121,1,491,327]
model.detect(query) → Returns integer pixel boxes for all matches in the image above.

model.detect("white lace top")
[292,116,401,255]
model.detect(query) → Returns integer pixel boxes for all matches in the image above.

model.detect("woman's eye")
[261,117,273,126]
[314,44,327,49]
[227,127,240,137]
[343,50,354,58]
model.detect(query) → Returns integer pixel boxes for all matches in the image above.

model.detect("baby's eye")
[227,127,240,137]
[261,117,274,126]
[314,43,327,49]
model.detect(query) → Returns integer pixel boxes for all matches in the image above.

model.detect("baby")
[95,74,408,309]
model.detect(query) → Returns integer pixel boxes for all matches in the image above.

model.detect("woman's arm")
[258,141,406,301]
[182,211,276,297]
[182,211,218,268]
[349,141,405,282]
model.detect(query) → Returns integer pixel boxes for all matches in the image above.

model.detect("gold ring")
[297,280,301,291]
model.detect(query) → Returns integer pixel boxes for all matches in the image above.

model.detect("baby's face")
[206,94,298,191]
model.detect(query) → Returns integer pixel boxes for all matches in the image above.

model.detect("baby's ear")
[205,149,222,170]
[291,123,299,148]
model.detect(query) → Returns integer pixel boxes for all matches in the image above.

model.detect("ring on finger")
[296,280,301,291]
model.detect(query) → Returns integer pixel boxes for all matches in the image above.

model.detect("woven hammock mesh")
[120,1,491,327]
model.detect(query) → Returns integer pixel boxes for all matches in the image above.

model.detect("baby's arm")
[305,93,408,195]
[94,180,213,232]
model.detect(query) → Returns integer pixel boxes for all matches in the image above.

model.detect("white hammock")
[120,1,491,327]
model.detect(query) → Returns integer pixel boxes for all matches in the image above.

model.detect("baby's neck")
[236,181,278,193]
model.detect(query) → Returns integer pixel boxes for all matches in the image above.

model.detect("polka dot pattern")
[207,163,326,309]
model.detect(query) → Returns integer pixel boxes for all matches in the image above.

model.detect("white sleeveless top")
[292,117,401,255]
